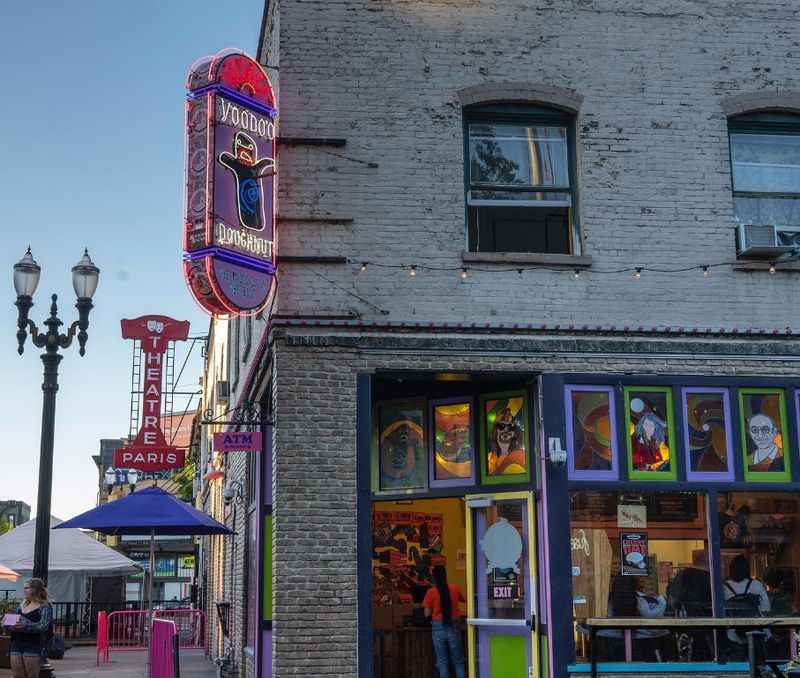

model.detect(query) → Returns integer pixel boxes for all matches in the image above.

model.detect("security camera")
[222,480,242,505]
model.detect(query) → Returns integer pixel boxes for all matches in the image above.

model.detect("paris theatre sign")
[114,316,190,472]
[183,49,277,317]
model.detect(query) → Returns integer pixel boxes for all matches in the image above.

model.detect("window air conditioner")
[737,224,796,258]
[216,380,230,402]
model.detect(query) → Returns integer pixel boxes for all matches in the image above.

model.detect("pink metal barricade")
[96,611,109,666]
[106,608,206,653]
[150,619,178,678]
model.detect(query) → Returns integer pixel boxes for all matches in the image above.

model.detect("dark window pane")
[469,205,570,253]
[734,195,800,229]
[470,188,571,204]
[731,133,800,193]
[469,124,569,188]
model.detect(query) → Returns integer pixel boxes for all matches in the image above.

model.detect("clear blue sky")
[0,1,264,520]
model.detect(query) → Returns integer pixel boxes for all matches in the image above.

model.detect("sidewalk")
[0,645,216,678]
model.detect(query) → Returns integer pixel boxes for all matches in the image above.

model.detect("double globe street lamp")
[13,247,100,583]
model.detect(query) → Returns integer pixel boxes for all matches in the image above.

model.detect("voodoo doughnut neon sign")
[183,49,277,317]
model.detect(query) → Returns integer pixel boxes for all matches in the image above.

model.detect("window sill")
[734,260,800,272]
[462,251,593,267]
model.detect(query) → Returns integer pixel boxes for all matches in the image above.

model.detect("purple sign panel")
[214,431,263,454]
[183,49,278,318]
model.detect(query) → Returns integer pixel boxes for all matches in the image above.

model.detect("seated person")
[723,555,770,660]
[667,562,714,660]
[597,575,669,661]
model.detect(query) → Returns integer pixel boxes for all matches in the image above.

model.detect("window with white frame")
[730,113,800,250]
[465,104,579,254]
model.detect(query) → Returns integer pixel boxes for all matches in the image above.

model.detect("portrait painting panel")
[432,401,474,482]
[378,402,427,491]
[684,391,732,478]
[739,389,790,480]
[570,389,615,473]
[483,393,528,479]
[625,388,676,479]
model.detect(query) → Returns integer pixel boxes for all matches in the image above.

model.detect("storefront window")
[623,387,677,481]
[570,490,709,663]
[738,388,792,482]
[479,391,529,484]
[682,388,734,481]
[565,386,618,480]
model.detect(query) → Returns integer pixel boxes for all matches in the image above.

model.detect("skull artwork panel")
[739,389,791,481]
[378,402,427,491]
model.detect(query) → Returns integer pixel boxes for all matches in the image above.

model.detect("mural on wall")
[372,511,444,605]
[432,400,474,481]
[379,402,427,491]
[482,393,528,479]
[739,389,790,480]
[570,390,614,471]
[625,387,676,480]
[684,391,732,476]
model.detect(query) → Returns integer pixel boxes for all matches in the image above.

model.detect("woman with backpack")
[423,565,466,678]
[3,578,53,678]
[723,555,770,656]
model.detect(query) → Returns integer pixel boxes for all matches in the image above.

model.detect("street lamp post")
[13,247,99,678]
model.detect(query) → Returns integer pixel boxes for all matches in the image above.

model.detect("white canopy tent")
[0,516,140,601]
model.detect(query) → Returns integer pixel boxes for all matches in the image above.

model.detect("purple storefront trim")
[428,397,476,488]
[564,385,619,481]
[539,426,555,677]
[681,387,735,482]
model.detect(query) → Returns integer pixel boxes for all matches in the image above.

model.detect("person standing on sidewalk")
[423,565,466,678]
[4,579,53,678]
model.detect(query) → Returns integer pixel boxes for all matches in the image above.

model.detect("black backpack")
[724,579,762,641]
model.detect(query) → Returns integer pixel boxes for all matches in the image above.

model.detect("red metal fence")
[104,608,206,654]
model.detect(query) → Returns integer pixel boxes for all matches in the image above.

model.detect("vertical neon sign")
[183,49,277,317]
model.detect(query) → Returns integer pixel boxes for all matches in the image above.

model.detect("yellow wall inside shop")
[374,498,468,594]
[651,539,707,595]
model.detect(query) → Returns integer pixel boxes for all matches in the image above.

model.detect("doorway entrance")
[466,492,539,678]
[371,493,539,678]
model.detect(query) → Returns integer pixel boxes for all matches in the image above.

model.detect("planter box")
[0,635,9,669]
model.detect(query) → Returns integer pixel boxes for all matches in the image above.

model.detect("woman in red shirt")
[423,565,466,678]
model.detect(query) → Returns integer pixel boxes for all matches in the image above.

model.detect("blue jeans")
[431,621,466,678]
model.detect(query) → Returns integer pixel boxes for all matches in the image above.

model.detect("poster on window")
[683,389,734,480]
[620,532,649,576]
[430,398,475,486]
[624,387,677,481]
[371,511,444,606]
[739,388,791,481]
[378,401,427,491]
[480,391,529,483]
[566,386,618,479]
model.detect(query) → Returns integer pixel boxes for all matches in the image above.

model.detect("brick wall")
[274,0,800,329]
[269,328,800,676]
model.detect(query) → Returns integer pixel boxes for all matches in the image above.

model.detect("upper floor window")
[730,113,800,253]
[465,104,579,254]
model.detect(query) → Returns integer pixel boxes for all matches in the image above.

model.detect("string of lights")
[352,258,787,279]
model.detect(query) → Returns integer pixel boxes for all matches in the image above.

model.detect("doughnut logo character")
[218,131,274,231]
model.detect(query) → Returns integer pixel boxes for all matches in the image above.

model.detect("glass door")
[466,492,539,678]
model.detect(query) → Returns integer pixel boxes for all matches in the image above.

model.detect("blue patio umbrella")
[56,487,232,618]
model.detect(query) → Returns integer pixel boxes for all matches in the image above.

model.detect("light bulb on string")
[573,269,580,279]
[409,265,417,278]
[360,262,368,273]
[703,266,710,278]
[769,263,776,275]
[634,268,642,280]
[460,268,468,280]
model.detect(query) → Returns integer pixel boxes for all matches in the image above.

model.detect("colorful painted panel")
[480,392,529,483]
[378,402,427,491]
[565,386,618,480]
[682,388,734,481]
[739,388,791,482]
[372,511,444,605]
[624,387,677,481]
[430,398,475,487]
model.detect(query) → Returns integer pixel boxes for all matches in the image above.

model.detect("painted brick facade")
[201,1,800,676]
